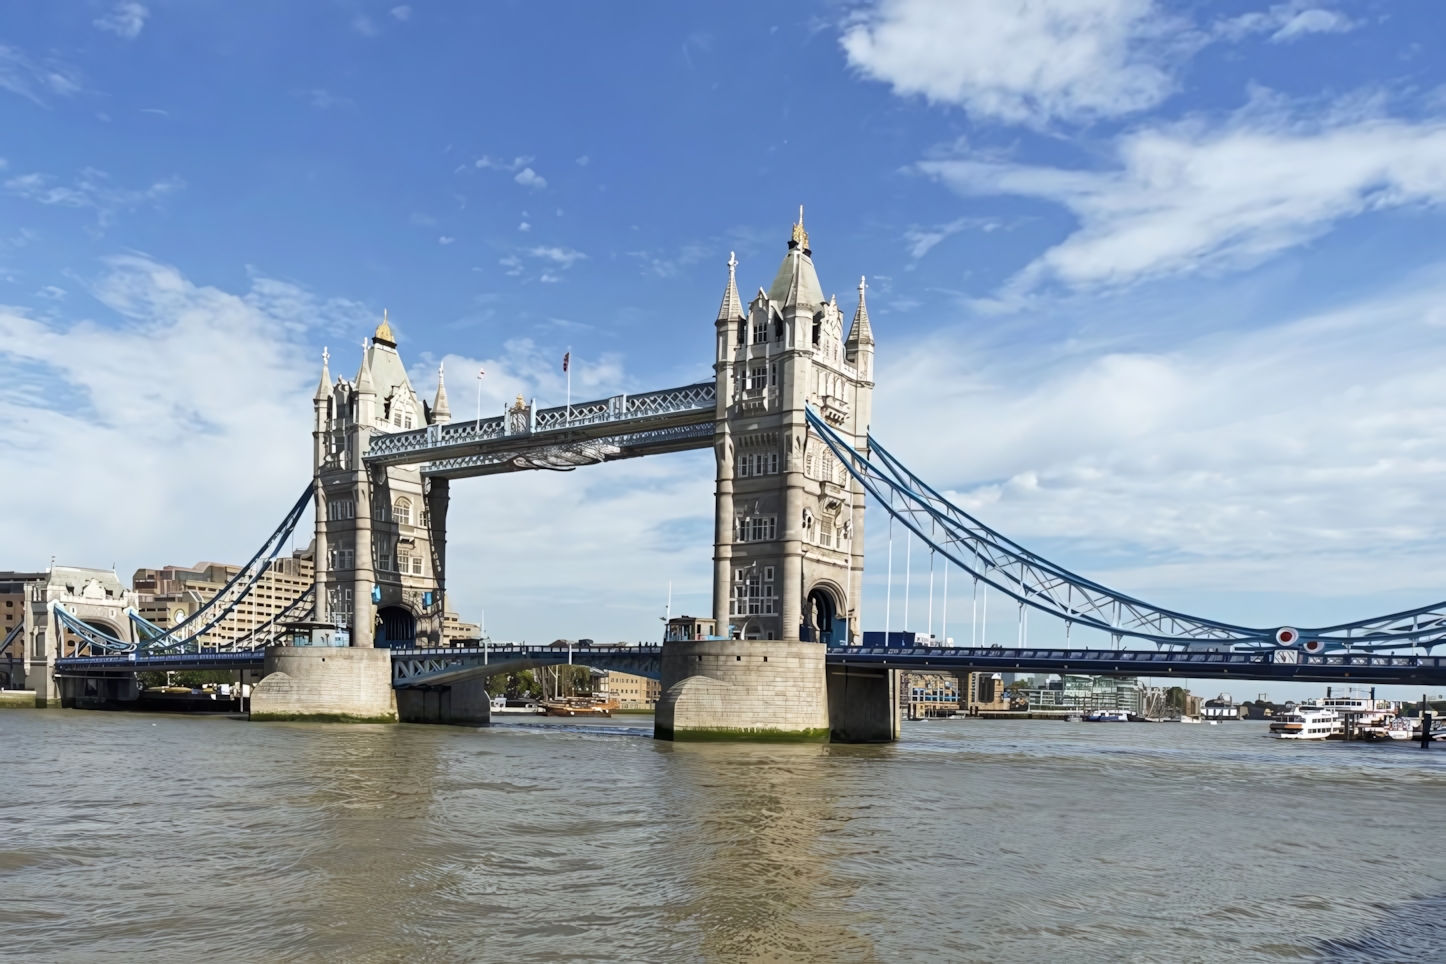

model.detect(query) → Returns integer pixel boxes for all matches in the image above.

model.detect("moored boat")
[1269,703,1342,740]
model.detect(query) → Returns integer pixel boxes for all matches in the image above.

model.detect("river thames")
[2,710,1443,963]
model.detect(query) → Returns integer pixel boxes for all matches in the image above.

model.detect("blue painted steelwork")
[364,383,716,478]
[825,647,1446,685]
[55,650,266,674]
[52,487,316,657]
[807,407,1446,653]
[391,645,663,687]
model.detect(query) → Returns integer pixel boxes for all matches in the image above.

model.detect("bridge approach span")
[391,645,663,688]
[830,647,1446,686]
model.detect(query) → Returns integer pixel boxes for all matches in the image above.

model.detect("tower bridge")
[39,213,1446,741]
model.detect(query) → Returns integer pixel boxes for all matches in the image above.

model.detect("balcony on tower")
[820,391,850,425]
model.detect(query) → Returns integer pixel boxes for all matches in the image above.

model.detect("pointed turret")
[767,206,824,310]
[716,252,744,323]
[314,346,332,402]
[356,339,375,393]
[432,362,452,425]
[846,276,874,349]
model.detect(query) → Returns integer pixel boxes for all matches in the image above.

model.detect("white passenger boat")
[1268,703,1342,740]
[1085,710,1130,722]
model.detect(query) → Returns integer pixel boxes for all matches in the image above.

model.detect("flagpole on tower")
[476,367,485,427]
[563,349,572,424]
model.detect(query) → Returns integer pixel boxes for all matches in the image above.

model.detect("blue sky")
[5,1,1446,697]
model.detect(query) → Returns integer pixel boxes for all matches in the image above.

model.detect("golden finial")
[791,204,809,250]
[374,308,396,346]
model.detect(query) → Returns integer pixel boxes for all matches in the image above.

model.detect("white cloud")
[1218,2,1357,44]
[514,167,547,190]
[303,89,354,110]
[919,106,1446,292]
[903,216,997,259]
[5,167,183,231]
[94,2,149,40]
[840,0,1187,126]
[475,155,533,172]
[874,269,1446,606]
[0,45,82,106]
[390,5,412,21]
[576,155,590,166]
[0,257,318,572]
[35,285,65,300]
[518,221,531,232]
[352,14,378,36]
[438,236,455,245]
[526,245,587,268]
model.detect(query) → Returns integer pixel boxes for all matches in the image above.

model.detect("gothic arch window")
[393,498,412,526]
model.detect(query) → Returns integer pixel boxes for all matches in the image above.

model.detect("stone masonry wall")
[250,646,397,723]
[655,639,829,741]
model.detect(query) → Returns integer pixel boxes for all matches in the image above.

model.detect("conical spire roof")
[716,252,744,323]
[767,207,824,309]
[314,347,332,401]
[846,276,874,347]
[356,339,375,393]
[432,362,451,423]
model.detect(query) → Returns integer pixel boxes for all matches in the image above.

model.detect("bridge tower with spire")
[656,210,891,741]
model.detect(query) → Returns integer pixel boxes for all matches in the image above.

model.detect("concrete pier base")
[826,666,900,743]
[396,678,492,727]
[250,646,397,723]
[654,639,830,742]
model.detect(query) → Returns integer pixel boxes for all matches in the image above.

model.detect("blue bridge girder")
[827,646,1446,685]
[390,645,664,687]
[362,382,716,478]
[52,644,1446,689]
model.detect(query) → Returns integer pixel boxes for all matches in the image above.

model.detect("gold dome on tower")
[374,309,397,347]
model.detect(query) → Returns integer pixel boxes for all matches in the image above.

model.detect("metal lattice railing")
[806,407,1446,652]
[365,382,716,464]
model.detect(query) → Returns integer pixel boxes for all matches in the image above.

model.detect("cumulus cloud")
[94,2,149,39]
[840,0,1188,126]
[514,167,547,190]
[0,45,82,106]
[919,105,1446,292]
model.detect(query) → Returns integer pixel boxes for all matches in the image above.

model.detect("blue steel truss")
[806,407,1446,653]
[391,644,663,687]
[364,382,716,477]
[52,485,316,656]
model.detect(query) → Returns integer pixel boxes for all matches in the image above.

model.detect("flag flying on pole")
[562,352,570,373]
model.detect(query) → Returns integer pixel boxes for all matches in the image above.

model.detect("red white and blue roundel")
[1275,627,1299,645]
[1302,638,1327,655]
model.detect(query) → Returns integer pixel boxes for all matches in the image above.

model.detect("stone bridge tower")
[656,212,886,741]
[712,212,874,644]
[311,313,453,649]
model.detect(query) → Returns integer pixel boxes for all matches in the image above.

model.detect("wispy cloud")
[0,45,82,106]
[629,242,710,278]
[94,2,150,40]
[5,168,183,232]
[475,155,534,172]
[903,217,998,259]
[1217,2,1358,44]
[526,245,587,268]
[390,5,412,21]
[352,14,378,36]
[919,101,1446,293]
[301,88,354,110]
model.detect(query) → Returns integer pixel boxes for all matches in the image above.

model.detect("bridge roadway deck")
[56,645,1446,687]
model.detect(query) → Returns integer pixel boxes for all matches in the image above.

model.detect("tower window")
[393,498,412,526]
[752,321,767,344]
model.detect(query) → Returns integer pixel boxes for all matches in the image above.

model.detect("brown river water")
[2,709,1444,963]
